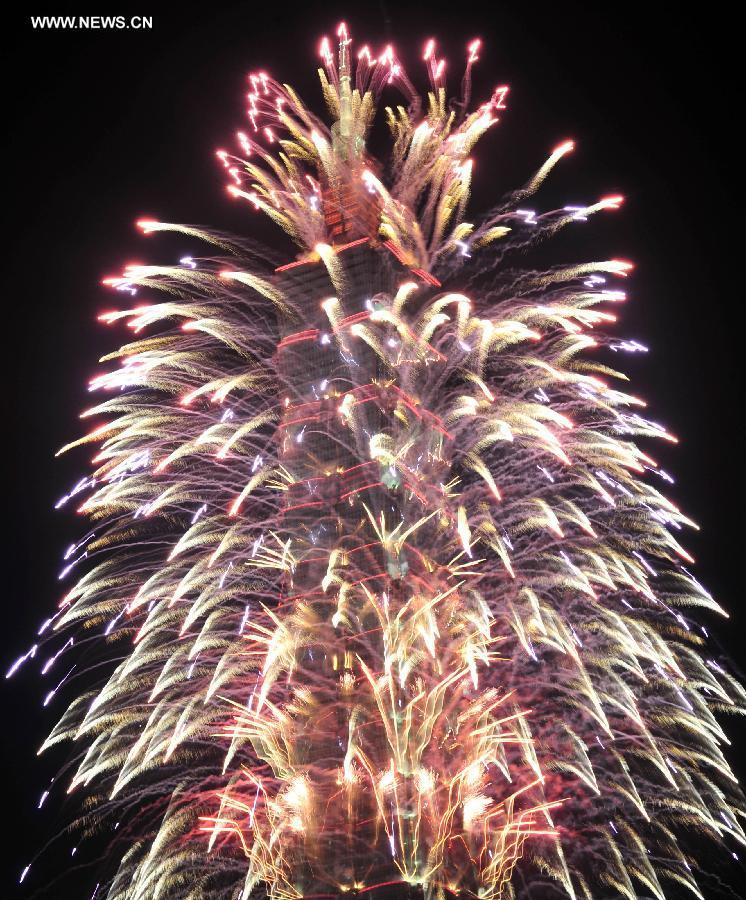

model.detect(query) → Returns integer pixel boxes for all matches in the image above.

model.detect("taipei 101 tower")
[23,21,744,900]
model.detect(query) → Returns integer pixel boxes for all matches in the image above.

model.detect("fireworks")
[11,22,745,900]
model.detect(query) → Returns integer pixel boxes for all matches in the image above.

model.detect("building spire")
[335,23,353,155]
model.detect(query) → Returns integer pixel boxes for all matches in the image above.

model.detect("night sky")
[3,3,744,897]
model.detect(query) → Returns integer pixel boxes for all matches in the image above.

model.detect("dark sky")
[3,3,744,897]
